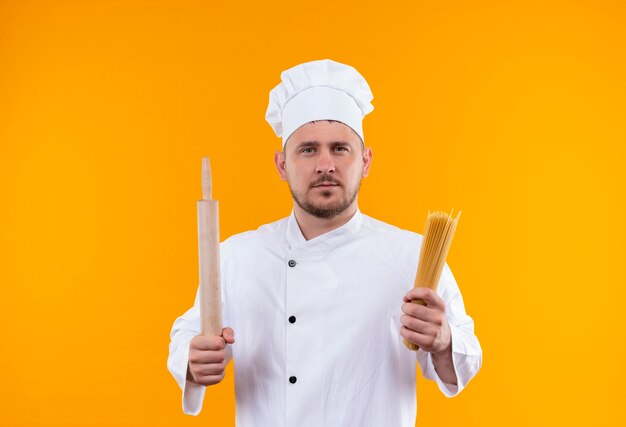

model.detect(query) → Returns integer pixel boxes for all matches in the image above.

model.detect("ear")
[274,150,288,181]
[361,147,373,178]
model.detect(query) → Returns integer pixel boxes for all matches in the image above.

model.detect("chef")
[167,59,482,426]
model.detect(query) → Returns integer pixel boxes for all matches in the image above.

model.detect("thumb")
[222,327,235,344]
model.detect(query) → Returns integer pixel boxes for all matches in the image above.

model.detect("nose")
[315,150,335,174]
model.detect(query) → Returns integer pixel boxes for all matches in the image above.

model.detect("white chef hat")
[265,59,374,149]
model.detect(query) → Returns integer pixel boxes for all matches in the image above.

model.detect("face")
[274,121,373,219]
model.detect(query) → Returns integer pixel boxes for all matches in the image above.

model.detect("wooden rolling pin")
[197,157,222,336]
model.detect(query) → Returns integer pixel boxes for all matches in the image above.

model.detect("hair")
[309,119,342,124]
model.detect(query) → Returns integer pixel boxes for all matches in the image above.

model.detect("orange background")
[1,0,625,426]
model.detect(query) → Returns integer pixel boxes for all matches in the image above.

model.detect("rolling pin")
[197,156,222,336]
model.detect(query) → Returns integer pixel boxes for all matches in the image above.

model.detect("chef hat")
[265,59,374,149]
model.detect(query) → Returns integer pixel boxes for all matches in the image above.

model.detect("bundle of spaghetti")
[404,209,461,351]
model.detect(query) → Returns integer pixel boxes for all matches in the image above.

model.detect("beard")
[289,175,361,219]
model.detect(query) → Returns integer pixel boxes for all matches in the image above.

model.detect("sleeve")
[167,243,231,415]
[416,261,483,397]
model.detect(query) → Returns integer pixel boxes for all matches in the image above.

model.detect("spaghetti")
[404,209,461,351]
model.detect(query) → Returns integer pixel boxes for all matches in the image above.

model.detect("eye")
[301,147,315,153]
[334,146,349,152]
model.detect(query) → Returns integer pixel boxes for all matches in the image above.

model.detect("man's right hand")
[187,327,235,386]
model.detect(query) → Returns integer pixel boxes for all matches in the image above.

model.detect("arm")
[167,283,233,415]
[167,286,207,415]
[431,336,456,385]
[403,262,482,397]
[168,238,233,414]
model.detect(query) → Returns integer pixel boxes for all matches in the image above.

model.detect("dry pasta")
[404,209,461,351]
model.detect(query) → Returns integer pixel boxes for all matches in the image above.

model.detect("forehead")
[285,121,361,149]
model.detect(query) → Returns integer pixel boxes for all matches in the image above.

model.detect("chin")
[312,195,339,204]
[312,200,345,211]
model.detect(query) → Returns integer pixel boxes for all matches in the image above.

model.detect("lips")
[313,182,339,187]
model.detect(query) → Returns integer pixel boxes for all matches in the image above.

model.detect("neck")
[293,201,359,240]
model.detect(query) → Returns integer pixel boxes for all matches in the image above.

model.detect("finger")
[192,335,226,351]
[400,325,434,349]
[401,302,440,323]
[196,372,225,386]
[197,361,228,376]
[405,287,445,311]
[402,294,425,304]
[405,287,434,303]
[189,349,227,364]
[400,314,437,336]
[419,289,446,311]
[222,327,235,344]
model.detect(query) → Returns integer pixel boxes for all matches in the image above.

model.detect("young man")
[167,59,482,427]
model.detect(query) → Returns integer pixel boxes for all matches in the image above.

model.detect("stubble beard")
[289,178,361,219]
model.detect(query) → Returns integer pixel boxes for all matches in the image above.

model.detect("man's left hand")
[400,287,451,354]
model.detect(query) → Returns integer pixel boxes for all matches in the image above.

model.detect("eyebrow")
[295,141,351,149]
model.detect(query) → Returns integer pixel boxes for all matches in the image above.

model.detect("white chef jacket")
[167,207,482,427]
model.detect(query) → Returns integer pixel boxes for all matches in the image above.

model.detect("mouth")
[313,182,339,188]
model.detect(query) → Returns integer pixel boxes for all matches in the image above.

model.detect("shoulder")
[220,215,288,255]
[355,213,424,283]
[357,213,424,267]
[360,213,423,246]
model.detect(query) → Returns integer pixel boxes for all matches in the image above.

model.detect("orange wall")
[1,1,625,426]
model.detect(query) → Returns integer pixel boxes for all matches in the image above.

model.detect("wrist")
[432,339,452,359]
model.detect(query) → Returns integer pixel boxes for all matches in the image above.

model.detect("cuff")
[183,378,207,415]
[168,333,206,415]
[180,336,207,415]
[425,324,466,397]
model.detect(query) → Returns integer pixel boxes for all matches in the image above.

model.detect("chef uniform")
[167,59,482,427]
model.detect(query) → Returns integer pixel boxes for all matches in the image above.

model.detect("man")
[167,59,482,426]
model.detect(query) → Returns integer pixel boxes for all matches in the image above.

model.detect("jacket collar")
[286,206,363,253]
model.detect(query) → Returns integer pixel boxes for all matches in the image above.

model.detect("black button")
[289,376,297,384]
[288,259,297,267]
[288,316,296,324]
